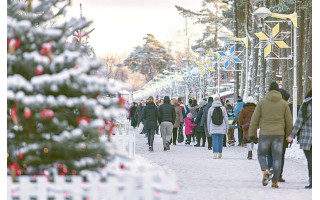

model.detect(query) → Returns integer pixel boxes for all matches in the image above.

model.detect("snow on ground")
[134,127,312,200]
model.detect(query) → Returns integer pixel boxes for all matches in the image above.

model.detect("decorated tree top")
[7,0,129,176]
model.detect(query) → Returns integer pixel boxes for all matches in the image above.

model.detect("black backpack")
[211,107,223,125]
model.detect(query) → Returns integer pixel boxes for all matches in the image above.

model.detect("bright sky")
[64,0,203,57]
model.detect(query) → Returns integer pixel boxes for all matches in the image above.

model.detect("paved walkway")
[135,129,312,200]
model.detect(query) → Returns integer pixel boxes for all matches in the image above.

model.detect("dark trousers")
[147,129,155,147]
[223,135,227,147]
[178,123,184,137]
[186,134,192,144]
[196,131,206,145]
[170,128,178,145]
[207,137,212,149]
[267,146,286,177]
[304,146,312,185]
[237,123,243,143]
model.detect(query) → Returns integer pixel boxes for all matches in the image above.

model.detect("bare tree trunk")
[266,59,276,90]
[297,9,304,105]
[281,48,289,92]
[303,18,312,95]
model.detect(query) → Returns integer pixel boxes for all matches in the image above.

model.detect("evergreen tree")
[123,34,173,81]
[7,0,127,178]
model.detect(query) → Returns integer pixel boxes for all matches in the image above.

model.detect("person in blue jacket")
[234,96,245,146]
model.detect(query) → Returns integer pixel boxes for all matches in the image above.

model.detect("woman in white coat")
[207,96,229,159]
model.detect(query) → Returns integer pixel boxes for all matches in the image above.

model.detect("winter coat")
[143,102,159,130]
[201,101,213,137]
[289,97,312,150]
[135,104,144,126]
[195,107,205,132]
[190,103,199,119]
[129,106,138,127]
[234,101,245,117]
[158,96,176,124]
[173,104,183,128]
[249,90,293,138]
[207,101,228,135]
[238,103,257,142]
[184,116,196,135]
[226,104,234,118]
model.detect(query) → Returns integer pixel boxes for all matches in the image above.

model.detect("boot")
[262,170,272,186]
[218,153,222,159]
[194,135,201,147]
[149,146,153,151]
[166,142,170,150]
[247,151,252,160]
[305,184,312,189]
[278,176,285,182]
[271,182,279,188]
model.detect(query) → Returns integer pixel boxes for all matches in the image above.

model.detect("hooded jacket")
[249,90,293,137]
[158,96,176,124]
[207,101,228,135]
[238,103,257,141]
[184,114,196,135]
[143,102,158,130]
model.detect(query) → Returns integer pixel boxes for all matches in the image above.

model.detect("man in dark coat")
[143,96,158,151]
[129,102,138,128]
[201,97,213,150]
[158,96,176,151]
[194,101,207,147]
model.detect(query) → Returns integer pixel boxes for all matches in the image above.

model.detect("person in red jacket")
[184,113,196,145]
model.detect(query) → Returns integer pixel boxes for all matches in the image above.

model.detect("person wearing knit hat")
[249,82,293,188]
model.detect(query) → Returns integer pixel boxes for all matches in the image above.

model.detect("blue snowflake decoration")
[217,45,243,70]
[182,66,198,81]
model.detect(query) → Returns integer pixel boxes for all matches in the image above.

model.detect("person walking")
[234,96,245,146]
[189,99,199,143]
[267,88,291,182]
[129,102,138,128]
[238,96,257,160]
[225,100,235,145]
[194,101,207,147]
[207,96,229,159]
[184,113,196,145]
[170,98,183,145]
[158,96,176,151]
[249,82,293,188]
[143,96,158,151]
[286,89,312,189]
[177,98,186,140]
[201,97,213,150]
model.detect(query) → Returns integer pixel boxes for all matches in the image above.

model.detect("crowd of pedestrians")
[127,82,312,189]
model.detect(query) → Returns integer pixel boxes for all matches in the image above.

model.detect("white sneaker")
[213,152,218,159]
[218,153,222,159]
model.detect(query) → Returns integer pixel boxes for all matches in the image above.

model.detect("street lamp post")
[205,51,221,97]
[196,47,206,99]
[253,7,298,123]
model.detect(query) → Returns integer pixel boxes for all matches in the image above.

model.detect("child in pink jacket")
[184,113,196,145]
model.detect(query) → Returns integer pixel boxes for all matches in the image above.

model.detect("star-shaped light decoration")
[255,23,291,58]
[182,66,198,81]
[217,45,243,70]
[196,57,215,76]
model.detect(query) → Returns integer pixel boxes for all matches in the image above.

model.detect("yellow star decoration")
[196,57,215,76]
[255,23,290,58]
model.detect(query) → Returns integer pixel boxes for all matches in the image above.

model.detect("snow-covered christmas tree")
[7,0,127,181]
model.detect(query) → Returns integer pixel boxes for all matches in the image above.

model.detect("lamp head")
[195,47,206,55]
[217,33,231,41]
[253,7,272,19]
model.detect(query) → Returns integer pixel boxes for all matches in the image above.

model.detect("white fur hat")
[246,96,255,103]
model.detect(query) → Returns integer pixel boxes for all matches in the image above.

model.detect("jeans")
[257,135,284,183]
[178,123,184,138]
[160,121,173,145]
[147,129,155,147]
[237,121,243,143]
[267,146,286,177]
[304,146,312,185]
[212,134,224,153]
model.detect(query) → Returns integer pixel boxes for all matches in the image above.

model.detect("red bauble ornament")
[77,116,90,125]
[118,95,126,108]
[105,119,110,126]
[7,38,21,55]
[120,163,125,169]
[17,152,24,160]
[9,162,21,175]
[41,42,53,56]
[24,107,32,118]
[35,65,43,75]
[41,109,54,120]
